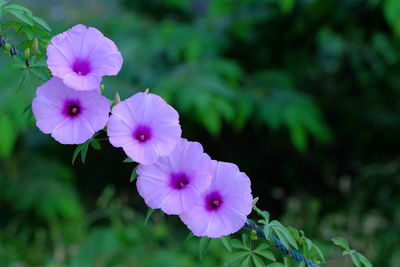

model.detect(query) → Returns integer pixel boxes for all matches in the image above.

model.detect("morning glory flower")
[107,92,182,165]
[47,24,123,91]
[32,77,110,144]
[136,139,215,215]
[179,161,253,238]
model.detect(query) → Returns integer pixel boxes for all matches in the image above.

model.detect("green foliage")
[0,0,394,266]
[332,237,373,267]
[72,133,101,164]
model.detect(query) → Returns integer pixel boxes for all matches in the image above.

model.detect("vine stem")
[245,219,320,267]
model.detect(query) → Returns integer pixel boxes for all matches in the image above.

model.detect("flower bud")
[4,43,10,55]
[32,38,39,55]
[114,92,121,105]
[24,48,30,59]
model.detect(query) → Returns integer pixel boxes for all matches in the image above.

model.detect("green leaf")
[72,144,84,164]
[231,239,247,250]
[266,263,286,267]
[223,252,249,267]
[240,255,251,267]
[283,257,292,267]
[123,157,134,163]
[16,69,29,92]
[90,139,101,150]
[357,252,373,267]
[351,253,362,267]
[241,233,250,249]
[331,237,350,250]
[144,208,154,225]
[20,103,32,119]
[30,67,51,81]
[270,220,298,249]
[252,254,266,267]
[254,244,275,262]
[5,9,33,26]
[130,165,138,182]
[0,0,9,9]
[186,232,194,241]
[253,206,270,222]
[4,4,32,14]
[80,142,90,163]
[199,236,211,260]
[220,235,232,252]
[31,16,51,32]
[304,238,325,261]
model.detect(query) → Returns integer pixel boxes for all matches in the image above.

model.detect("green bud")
[100,84,105,93]
[24,48,30,59]
[4,43,10,55]
[251,230,258,240]
[114,92,121,105]
[31,38,39,55]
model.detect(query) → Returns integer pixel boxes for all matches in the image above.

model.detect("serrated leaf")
[31,16,51,32]
[130,165,138,182]
[199,236,211,260]
[357,252,373,267]
[223,252,249,267]
[220,235,232,252]
[144,208,154,225]
[331,237,350,250]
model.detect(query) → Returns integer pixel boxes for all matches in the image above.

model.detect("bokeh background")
[1,0,400,266]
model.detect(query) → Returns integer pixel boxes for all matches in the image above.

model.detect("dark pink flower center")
[205,191,224,212]
[170,172,190,190]
[132,125,152,143]
[62,100,82,118]
[72,59,91,76]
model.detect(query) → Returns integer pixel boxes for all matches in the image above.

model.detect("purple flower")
[107,92,182,165]
[32,77,110,144]
[136,139,215,215]
[47,24,123,92]
[179,162,253,238]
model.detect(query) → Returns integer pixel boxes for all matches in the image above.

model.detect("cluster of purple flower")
[32,25,253,238]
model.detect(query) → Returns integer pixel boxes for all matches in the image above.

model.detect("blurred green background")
[1,0,400,266]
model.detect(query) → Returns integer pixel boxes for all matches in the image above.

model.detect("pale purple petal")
[107,92,182,165]
[32,77,110,145]
[47,24,123,91]
[179,161,253,238]
[136,139,215,215]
